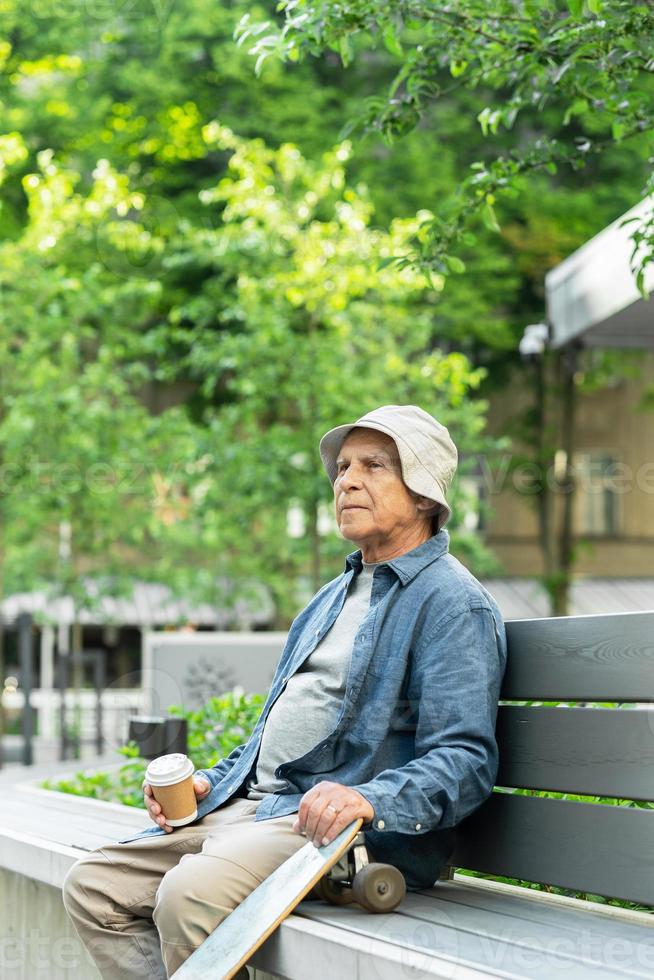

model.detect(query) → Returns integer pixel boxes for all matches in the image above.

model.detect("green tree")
[239,0,654,277]
[2,0,652,621]
[0,142,189,609]
[147,126,500,622]
[238,0,654,614]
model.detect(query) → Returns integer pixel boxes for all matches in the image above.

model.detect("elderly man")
[63,404,507,979]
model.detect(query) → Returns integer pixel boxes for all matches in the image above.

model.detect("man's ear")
[415,495,435,513]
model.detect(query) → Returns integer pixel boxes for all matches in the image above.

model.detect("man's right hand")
[143,776,211,833]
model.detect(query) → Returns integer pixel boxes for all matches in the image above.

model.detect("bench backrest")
[451,610,654,906]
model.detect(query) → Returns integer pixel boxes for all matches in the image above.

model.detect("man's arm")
[350,605,506,835]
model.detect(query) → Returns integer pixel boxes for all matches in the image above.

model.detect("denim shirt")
[118,530,507,889]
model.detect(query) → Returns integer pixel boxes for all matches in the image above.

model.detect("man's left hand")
[293,780,374,848]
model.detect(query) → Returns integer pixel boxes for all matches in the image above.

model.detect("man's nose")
[337,464,363,489]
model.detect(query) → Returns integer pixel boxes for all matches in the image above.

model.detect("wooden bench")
[196,609,654,977]
[1,611,653,978]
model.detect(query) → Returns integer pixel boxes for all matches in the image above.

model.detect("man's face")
[334,428,426,552]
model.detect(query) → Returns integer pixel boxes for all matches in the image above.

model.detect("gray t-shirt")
[246,561,380,799]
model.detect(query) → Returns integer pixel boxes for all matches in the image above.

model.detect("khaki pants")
[62,798,306,979]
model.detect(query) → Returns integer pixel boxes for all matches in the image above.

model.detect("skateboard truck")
[311,831,406,912]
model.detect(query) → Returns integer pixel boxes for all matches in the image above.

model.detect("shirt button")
[415,823,422,831]
[228,784,235,792]
[315,629,320,636]
[377,819,385,830]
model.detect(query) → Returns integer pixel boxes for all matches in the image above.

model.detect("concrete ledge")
[0,826,79,889]
[0,866,102,980]
[1,777,653,980]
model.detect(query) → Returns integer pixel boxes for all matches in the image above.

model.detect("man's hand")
[143,776,211,833]
[293,780,374,848]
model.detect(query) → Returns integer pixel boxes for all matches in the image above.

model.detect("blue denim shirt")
[118,530,507,889]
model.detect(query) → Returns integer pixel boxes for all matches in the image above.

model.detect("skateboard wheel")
[315,875,355,905]
[351,863,406,913]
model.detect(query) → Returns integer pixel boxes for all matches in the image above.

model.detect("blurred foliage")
[0,30,502,622]
[240,0,654,280]
[41,741,148,808]
[0,0,652,621]
[40,690,265,805]
[169,691,265,767]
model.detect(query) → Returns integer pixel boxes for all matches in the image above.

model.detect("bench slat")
[290,892,653,978]
[251,912,503,980]
[453,792,654,906]
[496,706,654,800]
[418,878,654,932]
[503,612,654,701]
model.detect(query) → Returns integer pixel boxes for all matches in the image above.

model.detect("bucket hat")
[319,405,458,531]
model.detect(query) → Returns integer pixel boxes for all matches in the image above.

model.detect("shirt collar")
[344,529,450,585]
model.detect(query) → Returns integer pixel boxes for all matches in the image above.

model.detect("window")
[574,451,621,536]
[458,475,486,533]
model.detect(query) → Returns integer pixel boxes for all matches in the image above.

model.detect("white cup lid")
[145,753,194,786]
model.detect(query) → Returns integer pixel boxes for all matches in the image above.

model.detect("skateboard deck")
[172,817,363,980]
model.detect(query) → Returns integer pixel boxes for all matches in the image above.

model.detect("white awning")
[0,579,274,629]
[482,578,654,620]
[545,196,654,349]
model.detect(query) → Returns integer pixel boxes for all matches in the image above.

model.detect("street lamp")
[519,322,549,360]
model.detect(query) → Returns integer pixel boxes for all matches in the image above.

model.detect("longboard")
[172,818,362,980]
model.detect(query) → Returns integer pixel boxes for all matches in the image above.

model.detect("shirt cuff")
[194,768,219,791]
[351,782,395,832]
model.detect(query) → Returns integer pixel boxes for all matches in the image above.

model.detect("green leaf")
[445,255,466,274]
[567,0,584,15]
[611,120,626,141]
[254,51,269,76]
[478,107,502,136]
[482,202,501,233]
[377,255,401,270]
[563,98,589,125]
[382,25,403,59]
[233,12,251,44]
[338,35,353,66]
[587,0,602,13]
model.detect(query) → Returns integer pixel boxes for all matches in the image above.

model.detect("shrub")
[40,691,264,807]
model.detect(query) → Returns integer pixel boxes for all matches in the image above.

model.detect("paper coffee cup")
[145,753,198,827]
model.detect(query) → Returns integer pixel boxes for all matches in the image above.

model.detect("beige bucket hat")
[319,404,458,531]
